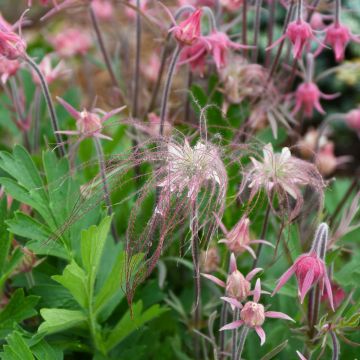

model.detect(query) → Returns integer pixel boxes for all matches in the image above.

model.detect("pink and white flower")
[31,54,68,85]
[0,57,20,84]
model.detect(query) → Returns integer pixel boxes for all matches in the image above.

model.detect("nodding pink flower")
[0,17,27,60]
[321,282,345,310]
[31,55,67,86]
[214,214,274,259]
[205,31,250,69]
[293,81,338,118]
[202,253,262,301]
[178,39,208,75]
[272,251,334,309]
[267,19,317,59]
[170,9,202,46]
[345,108,360,133]
[324,23,360,62]
[0,57,20,84]
[220,279,294,345]
[310,12,327,31]
[55,97,125,140]
[49,28,92,58]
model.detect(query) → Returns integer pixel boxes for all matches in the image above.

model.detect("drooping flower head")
[170,9,202,46]
[214,214,274,258]
[321,281,345,310]
[221,279,294,345]
[202,253,262,301]
[0,15,26,60]
[55,97,125,141]
[272,223,334,310]
[242,143,325,219]
[0,57,20,84]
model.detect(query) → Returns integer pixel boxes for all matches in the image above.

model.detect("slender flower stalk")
[132,0,142,119]
[330,329,340,360]
[242,0,248,55]
[251,0,263,63]
[236,325,249,360]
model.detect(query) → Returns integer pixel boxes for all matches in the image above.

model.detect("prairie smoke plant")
[0,16,26,60]
[31,55,67,86]
[202,253,262,301]
[272,223,334,310]
[0,57,20,84]
[214,214,274,258]
[221,279,294,346]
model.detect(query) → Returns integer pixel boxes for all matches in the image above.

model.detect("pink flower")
[321,282,345,310]
[0,16,26,60]
[272,251,334,309]
[202,253,262,301]
[220,279,294,345]
[214,214,274,258]
[267,19,317,59]
[310,12,327,31]
[49,28,92,58]
[345,108,360,133]
[170,9,202,46]
[324,23,360,62]
[178,39,208,75]
[141,53,161,82]
[92,0,114,21]
[31,55,67,85]
[292,81,337,118]
[0,57,20,84]
[55,97,125,140]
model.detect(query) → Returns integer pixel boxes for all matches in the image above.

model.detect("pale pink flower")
[310,12,327,31]
[0,57,20,84]
[345,108,360,133]
[324,23,360,62]
[55,97,125,140]
[0,16,26,60]
[292,81,337,118]
[49,28,92,58]
[267,19,318,59]
[214,214,273,258]
[92,0,114,21]
[169,9,202,46]
[202,253,262,301]
[31,55,67,85]
[141,53,161,82]
[221,279,294,345]
[297,128,327,159]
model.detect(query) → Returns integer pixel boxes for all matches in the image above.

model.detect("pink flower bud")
[226,270,251,301]
[321,282,345,310]
[171,9,202,46]
[0,22,26,60]
[220,0,243,12]
[345,109,360,133]
[325,23,351,62]
[293,82,324,118]
[315,142,338,176]
[77,110,103,135]
[286,20,314,59]
[240,301,265,327]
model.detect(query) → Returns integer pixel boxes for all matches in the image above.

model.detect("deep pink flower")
[272,251,334,309]
[0,16,26,60]
[324,23,360,62]
[202,253,262,301]
[293,81,338,118]
[49,28,92,58]
[267,19,318,59]
[55,97,125,140]
[31,55,67,86]
[345,108,360,133]
[221,279,294,345]
[178,39,208,75]
[214,214,273,258]
[321,282,345,309]
[0,57,20,84]
[170,9,202,46]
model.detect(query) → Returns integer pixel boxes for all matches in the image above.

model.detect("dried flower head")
[200,246,220,273]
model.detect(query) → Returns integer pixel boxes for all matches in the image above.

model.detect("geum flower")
[267,19,320,59]
[292,81,338,118]
[242,143,325,219]
[0,57,20,84]
[55,97,125,141]
[272,251,334,310]
[202,253,263,301]
[220,279,294,345]
[31,54,68,86]
[214,214,274,258]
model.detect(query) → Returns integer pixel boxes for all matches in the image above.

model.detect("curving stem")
[236,326,249,360]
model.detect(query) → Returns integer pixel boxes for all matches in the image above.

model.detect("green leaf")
[0,289,39,338]
[260,340,288,360]
[31,339,63,360]
[104,301,168,350]
[0,331,34,360]
[38,309,87,335]
[52,261,87,309]
[81,216,111,276]
[0,198,11,275]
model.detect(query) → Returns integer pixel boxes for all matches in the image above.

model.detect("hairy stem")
[236,326,249,360]
[24,54,65,157]
[33,87,41,153]
[159,45,181,136]
[219,302,228,360]
[93,137,119,243]
[231,309,240,360]
[330,330,340,360]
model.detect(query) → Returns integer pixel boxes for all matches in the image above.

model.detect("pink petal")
[266,34,286,51]
[272,264,296,296]
[324,271,335,311]
[253,278,261,303]
[229,253,237,273]
[101,105,126,123]
[250,240,275,248]
[95,133,113,141]
[255,326,266,346]
[243,245,257,259]
[296,351,308,360]
[246,267,263,281]
[57,97,80,119]
[299,268,314,304]
[201,273,226,288]
[265,311,295,322]
[320,92,340,100]
[219,320,244,331]
[220,296,243,309]
[213,212,228,235]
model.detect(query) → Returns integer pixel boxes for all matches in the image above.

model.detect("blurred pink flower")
[0,57,20,84]
[214,214,273,258]
[321,281,345,310]
[55,97,125,140]
[221,279,294,345]
[292,81,337,118]
[345,108,360,133]
[141,53,161,82]
[170,9,202,46]
[92,0,114,21]
[49,28,92,58]
[200,247,220,273]
[31,55,67,85]
[178,38,208,75]
[272,251,334,309]
[202,253,262,301]
[0,15,26,60]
